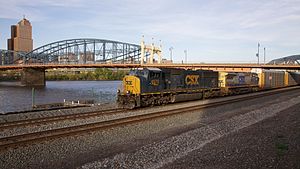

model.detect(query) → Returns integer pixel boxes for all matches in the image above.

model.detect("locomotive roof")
[146,67,162,72]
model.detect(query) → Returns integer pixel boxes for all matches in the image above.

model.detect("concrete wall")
[21,68,45,86]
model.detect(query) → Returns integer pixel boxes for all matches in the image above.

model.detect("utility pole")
[264,47,266,64]
[256,43,260,64]
[169,47,173,62]
[184,50,187,63]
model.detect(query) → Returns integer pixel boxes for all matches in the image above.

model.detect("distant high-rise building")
[7,17,33,52]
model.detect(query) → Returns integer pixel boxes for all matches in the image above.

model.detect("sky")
[0,0,300,63]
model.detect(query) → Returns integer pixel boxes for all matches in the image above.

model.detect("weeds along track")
[0,86,299,151]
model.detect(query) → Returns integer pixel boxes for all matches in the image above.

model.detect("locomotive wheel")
[117,96,125,109]
[127,103,135,109]
[170,95,176,103]
[126,99,136,109]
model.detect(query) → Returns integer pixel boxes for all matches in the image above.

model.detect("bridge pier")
[21,68,45,86]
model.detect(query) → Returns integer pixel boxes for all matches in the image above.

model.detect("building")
[7,17,33,52]
[79,51,95,63]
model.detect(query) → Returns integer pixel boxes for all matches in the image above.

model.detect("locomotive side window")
[150,72,160,78]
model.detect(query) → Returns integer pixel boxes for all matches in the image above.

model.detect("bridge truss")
[268,55,300,65]
[0,50,27,65]
[1,39,142,65]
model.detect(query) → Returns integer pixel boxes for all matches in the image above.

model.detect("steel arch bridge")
[1,38,142,65]
[0,50,27,65]
[268,55,300,65]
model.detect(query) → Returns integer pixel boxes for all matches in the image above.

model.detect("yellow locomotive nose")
[122,75,141,95]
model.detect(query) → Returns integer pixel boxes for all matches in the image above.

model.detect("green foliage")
[0,70,21,81]
[275,135,289,156]
[276,142,289,156]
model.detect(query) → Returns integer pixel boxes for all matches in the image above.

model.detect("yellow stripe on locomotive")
[122,75,141,95]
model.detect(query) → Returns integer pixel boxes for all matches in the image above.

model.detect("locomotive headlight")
[117,89,120,93]
[126,90,130,94]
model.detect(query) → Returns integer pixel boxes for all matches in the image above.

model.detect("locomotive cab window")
[150,72,160,78]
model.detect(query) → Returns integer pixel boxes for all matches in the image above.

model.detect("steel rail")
[0,86,299,151]
[0,108,126,130]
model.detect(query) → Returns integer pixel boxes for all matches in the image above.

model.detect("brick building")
[7,17,33,52]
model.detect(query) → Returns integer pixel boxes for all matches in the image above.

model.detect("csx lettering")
[185,75,199,85]
[125,81,132,85]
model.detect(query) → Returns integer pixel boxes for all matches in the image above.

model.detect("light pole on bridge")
[264,47,266,64]
[184,50,187,64]
[169,47,173,63]
[256,42,260,65]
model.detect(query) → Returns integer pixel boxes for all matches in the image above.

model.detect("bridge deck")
[0,63,300,70]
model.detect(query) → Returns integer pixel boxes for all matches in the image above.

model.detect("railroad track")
[0,108,127,130]
[0,86,299,151]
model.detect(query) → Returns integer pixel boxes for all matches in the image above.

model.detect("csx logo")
[125,81,132,85]
[151,79,159,86]
[185,75,199,85]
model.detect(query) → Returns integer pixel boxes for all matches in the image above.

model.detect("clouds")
[0,0,92,21]
[0,0,299,62]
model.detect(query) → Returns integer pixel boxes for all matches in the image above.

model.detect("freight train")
[117,68,300,109]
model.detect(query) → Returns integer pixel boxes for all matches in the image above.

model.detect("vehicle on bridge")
[117,68,300,109]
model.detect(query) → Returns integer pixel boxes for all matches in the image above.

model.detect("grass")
[275,135,289,156]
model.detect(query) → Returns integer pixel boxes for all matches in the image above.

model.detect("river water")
[0,81,121,113]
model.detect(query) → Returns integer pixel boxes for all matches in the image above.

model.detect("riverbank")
[0,81,121,113]
[0,68,129,81]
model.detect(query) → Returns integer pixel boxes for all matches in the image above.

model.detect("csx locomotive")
[117,68,300,109]
[117,68,244,108]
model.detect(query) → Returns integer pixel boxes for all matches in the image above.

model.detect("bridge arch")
[0,50,27,65]
[268,55,300,65]
[24,38,141,64]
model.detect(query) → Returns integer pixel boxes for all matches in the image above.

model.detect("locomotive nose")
[122,75,141,95]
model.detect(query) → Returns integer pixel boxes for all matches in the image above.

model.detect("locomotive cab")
[117,68,164,109]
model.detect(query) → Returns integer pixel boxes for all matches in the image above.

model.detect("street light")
[264,47,266,64]
[256,42,260,65]
[184,50,187,63]
[169,47,173,62]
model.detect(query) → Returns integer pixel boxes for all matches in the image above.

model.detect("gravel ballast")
[79,96,300,169]
[161,103,300,169]
[0,88,299,169]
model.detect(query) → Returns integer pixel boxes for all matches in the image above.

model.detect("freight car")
[251,69,300,89]
[218,72,259,95]
[117,68,300,109]
[285,71,300,86]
